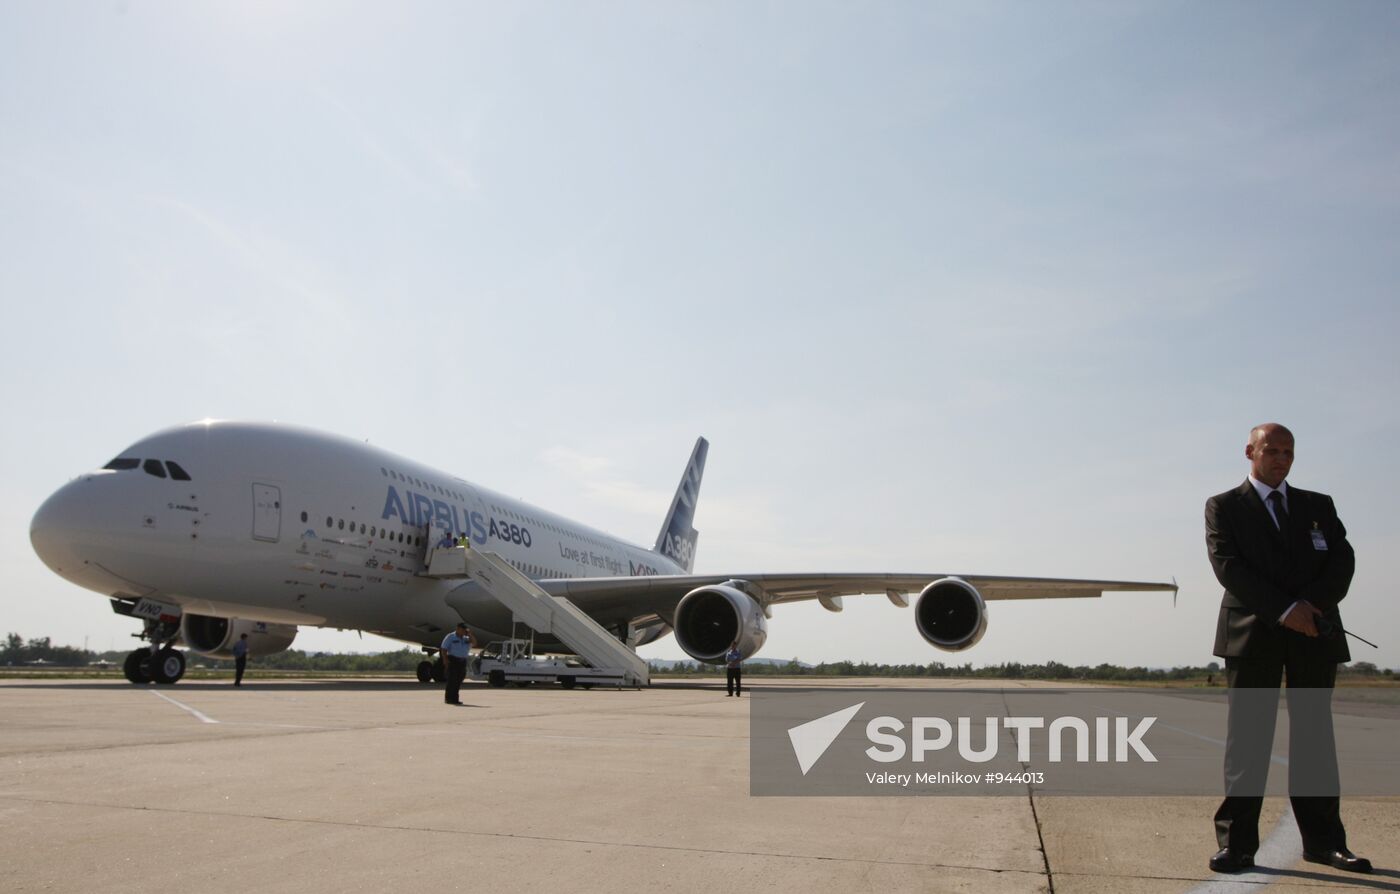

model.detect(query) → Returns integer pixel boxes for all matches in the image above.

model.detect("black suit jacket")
[1206,480,1354,662]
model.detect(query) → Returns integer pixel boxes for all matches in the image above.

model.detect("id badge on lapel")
[1310,522,1328,551]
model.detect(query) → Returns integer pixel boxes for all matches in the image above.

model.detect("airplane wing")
[537,572,1177,617]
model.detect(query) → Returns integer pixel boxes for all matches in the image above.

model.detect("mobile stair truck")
[425,545,650,689]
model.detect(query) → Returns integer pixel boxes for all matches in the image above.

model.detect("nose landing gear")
[416,656,445,684]
[151,648,186,684]
[122,646,187,684]
[122,648,151,683]
[122,618,187,685]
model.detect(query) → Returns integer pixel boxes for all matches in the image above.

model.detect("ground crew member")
[725,640,742,697]
[441,622,472,705]
[232,633,249,686]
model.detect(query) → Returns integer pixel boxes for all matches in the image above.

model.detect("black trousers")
[726,667,741,695]
[444,656,467,703]
[234,656,247,686]
[1215,652,1344,855]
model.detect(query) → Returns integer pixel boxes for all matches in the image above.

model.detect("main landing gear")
[122,619,187,685]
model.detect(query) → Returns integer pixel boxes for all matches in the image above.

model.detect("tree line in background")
[0,633,426,672]
[2,633,1394,678]
[655,658,1394,680]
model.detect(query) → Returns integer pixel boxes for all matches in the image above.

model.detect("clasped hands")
[1281,601,1324,637]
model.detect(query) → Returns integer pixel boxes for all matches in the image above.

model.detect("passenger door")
[252,483,282,542]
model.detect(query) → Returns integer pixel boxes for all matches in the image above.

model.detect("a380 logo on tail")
[662,532,695,567]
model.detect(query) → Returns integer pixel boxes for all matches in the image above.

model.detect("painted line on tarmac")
[1152,720,1290,768]
[1184,811,1302,893]
[1066,695,1299,889]
[148,690,219,724]
[1130,709,1303,888]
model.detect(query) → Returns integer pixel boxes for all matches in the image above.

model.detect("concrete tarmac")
[0,677,1395,893]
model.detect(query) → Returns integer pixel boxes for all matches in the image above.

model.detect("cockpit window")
[166,461,192,481]
[104,458,140,470]
[143,459,167,479]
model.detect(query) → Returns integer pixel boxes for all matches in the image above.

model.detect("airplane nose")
[30,478,91,575]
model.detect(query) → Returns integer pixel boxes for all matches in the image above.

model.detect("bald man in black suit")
[1205,423,1370,874]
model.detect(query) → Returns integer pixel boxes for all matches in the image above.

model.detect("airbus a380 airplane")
[29,420,1175,685]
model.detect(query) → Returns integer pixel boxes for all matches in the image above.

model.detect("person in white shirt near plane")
[725,640,743,697]
[440,623,473,705]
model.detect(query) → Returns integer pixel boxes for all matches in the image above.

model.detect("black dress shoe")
[1209,848,1255,873]
[1303,848,1372,873]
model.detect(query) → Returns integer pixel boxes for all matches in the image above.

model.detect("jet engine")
[914,577,988,652]
[180,614,297,659]
[673,584,767,662]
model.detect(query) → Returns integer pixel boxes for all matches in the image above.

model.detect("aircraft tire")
[151,649,185,685]
[558,676,576,690]
[431,658,445,683]
[416,661,434,684]
[123,649,152,684]
[487,670,506,688]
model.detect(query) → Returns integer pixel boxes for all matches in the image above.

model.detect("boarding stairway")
[426,545,649,687]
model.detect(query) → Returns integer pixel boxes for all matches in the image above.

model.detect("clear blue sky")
[4,1,1398,668]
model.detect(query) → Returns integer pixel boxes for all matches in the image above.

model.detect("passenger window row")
[103,457,192,481]
[297,510,421,547]
[380,466,465,503]
[488,501,608,549]
[520,562,566,579]
[289,512,568,578]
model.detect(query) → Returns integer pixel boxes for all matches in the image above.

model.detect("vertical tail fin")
[654,437,708,573]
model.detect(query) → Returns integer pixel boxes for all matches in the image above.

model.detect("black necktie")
[1267,490,1288,530]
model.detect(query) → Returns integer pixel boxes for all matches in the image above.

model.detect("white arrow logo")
[787,702,865,775]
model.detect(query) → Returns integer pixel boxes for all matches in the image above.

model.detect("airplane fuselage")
[31,421,683,649]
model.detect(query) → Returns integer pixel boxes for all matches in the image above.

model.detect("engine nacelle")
[180,614,297,659]
[914,577,988,652]
[674,584,768,662]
